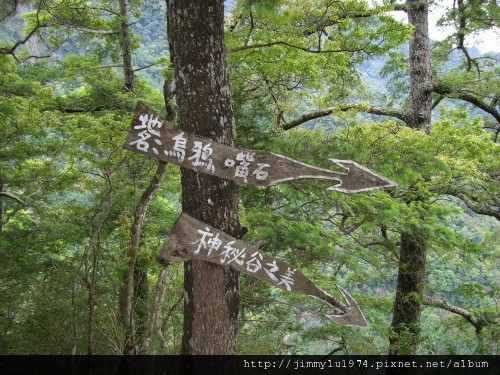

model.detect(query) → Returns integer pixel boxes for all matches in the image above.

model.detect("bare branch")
[90,7,120,17]
[70,26,119,35]
[133,62,163,72]
[244,10,254,47]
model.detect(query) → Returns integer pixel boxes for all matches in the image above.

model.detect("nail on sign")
[158,213,368,327]
[123,102,396,193]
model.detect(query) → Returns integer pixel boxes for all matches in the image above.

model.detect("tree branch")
[455,0,481,75]
[90,7,120,17]
[70,26,119,35]
[433,83,500,125]
[230,40,367,54]
[446,190,500,221]
[0,21,48,57]
[134,62,163,72]
[281,104,406,130]
[423,295,494,334]
[0,0,18,22]
[0,191,25,205]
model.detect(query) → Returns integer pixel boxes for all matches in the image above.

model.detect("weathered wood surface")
[158,213,368,327]
[124,102,396,193]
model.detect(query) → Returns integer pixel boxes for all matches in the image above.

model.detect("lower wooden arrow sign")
[158,213,368,327]
[124,102,396,193]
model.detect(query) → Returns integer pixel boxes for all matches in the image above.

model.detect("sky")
[390,0,499,53]
[226,0,499,53]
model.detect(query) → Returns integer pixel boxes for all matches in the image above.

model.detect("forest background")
[0,0,498,355]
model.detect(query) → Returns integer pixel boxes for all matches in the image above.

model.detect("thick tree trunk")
[389,0,433,355]
[119,0,135,93]
[167,0,243,355]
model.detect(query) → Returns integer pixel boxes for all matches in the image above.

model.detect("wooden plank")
[123,102,396,193]
[158,213,368,327]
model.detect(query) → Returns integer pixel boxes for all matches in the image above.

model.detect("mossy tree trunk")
[389,0,433,355]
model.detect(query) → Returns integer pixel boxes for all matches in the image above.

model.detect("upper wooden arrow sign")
[124,102,396,193]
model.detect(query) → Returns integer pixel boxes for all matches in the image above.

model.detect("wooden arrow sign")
[124,102,396,193]
[158,213,368,327]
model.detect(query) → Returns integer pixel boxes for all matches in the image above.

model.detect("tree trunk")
[389,0,433,355]
[137,266,170,354]
[119,72,175,355]
[0,182,3,234]
[83,193,111,355]
[119,0,135,93]
[120,161,167,354]
[166,0,243,355]
[405,0,433,133]
[389,232,427,354]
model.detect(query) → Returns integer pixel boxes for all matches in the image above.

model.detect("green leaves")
[228,0,410,132]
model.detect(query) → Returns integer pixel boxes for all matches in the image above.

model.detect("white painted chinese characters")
[224,152,270,183]
[124,102,396,193]
[193,225,297,291]
[128,114,217,174]
[158,213,368,327]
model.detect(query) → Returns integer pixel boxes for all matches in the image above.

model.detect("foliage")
[0,0,498,355]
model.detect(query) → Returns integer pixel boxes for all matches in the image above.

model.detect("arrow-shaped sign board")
[124,102,396,193]
[158,213,368,327]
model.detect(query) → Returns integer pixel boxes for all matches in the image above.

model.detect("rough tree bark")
[389,0,433,355]
[404,0,433,134]
[119,0,135,92]
[167,0,244,354]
